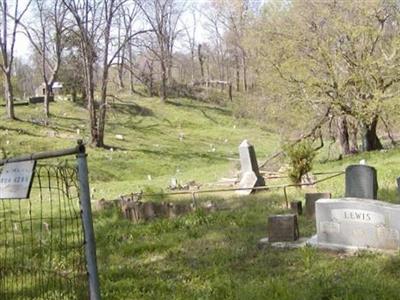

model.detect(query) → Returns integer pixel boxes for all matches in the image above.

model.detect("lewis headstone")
[345,165,378,199]
[308,198,400,251]
[236,140,265,196]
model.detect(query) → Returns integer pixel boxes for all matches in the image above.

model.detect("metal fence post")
[77,144,101,300]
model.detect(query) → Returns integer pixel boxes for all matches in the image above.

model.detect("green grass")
[2,95,400,299]
[0,96,278,199]
[95,192,400,300]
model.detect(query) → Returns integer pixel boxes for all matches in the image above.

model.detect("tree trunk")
[160,59,167,101]
[361,116,383,152]
[43,82,53,122]
[4,73,14,119]
[198,44,204,81]
[86,62,97,146]
[337,115,351,155]
[128,45,135,94]
[349,120,359,153]
[118,62,124,90]
[235,54,240,92]
[242,51,247,92]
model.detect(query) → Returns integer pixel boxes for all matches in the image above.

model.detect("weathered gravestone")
[308,198,400,251]
[267,214,299,242]
[290,200,302,215]
[305,192,331,218]
[236,140,265,196]
[345,165,378,199]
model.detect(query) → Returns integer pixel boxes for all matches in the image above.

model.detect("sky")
[14,0,267,62]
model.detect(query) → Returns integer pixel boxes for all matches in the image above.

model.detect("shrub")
[283,140,316,184]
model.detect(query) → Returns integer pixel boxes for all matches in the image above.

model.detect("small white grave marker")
[0,161,36,199]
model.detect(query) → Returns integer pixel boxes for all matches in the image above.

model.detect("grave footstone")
[236,140,265,196]
[345,165,378,199]
[305,192,331,218]
[308,198,400,251]
[267,214,299,242]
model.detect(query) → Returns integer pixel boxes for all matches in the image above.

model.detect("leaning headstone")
[236,140,265,196]
[305,192,331,218]
[267,214,299,242]
[308,198,400,251]
[290,201,302,215]
[345,165,378,199]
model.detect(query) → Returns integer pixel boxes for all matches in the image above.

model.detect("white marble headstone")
[236,139,265,195]
[308,198,400,251]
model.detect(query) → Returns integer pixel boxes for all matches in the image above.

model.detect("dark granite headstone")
[305,192,331,218]
[267,214,299,242]
[345,165,378,199]
[236,139,265,195]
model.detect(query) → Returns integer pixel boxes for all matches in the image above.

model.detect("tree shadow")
[166,99,231,116]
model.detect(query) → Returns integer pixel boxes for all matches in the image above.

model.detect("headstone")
[267,214,299,242]
[0,161,36,199]
[397,177,400,194]
[305,192,331,218]
[290,201,302,215]
[308,198,400,251]
[345,165,378,199]
[236,140,265,196]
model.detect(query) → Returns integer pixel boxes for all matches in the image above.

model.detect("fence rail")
[120,171,345,208]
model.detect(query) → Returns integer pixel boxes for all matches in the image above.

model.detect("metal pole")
[76,145,101,300]
[0,143,84,166]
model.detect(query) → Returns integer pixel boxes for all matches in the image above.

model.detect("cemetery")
[2,0,400,299]
[2,97,400,299]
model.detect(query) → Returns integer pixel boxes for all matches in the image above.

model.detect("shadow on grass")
[166,99,231,116]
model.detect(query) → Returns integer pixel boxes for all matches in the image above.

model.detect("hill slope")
[0,96,278,199]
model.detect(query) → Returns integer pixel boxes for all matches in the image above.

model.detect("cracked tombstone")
[236,139,265,196]
[345,165,378,200]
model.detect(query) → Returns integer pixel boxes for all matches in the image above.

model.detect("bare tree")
[22,0,67,123]
[138,0,185,102]
[64,0,147,147]
[0,0,32,119]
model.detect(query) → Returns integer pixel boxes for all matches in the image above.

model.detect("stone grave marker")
[290,201,302,215]
[308,198,400,251]
[345,165,378,199]
[267,214,299,242]
[236,140,265,196]
[397,177,400,194]
[305,192,331,218]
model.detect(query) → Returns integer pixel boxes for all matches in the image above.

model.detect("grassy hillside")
[2,95,400,299]
[0,96,278,199]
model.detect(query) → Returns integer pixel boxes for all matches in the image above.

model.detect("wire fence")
[0,164,88,299]
[117,171,345,209]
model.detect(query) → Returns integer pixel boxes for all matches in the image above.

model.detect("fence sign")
[0,160,36,199]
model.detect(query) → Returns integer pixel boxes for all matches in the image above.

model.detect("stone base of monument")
[258,237,308,250]
[307,198,400,253]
